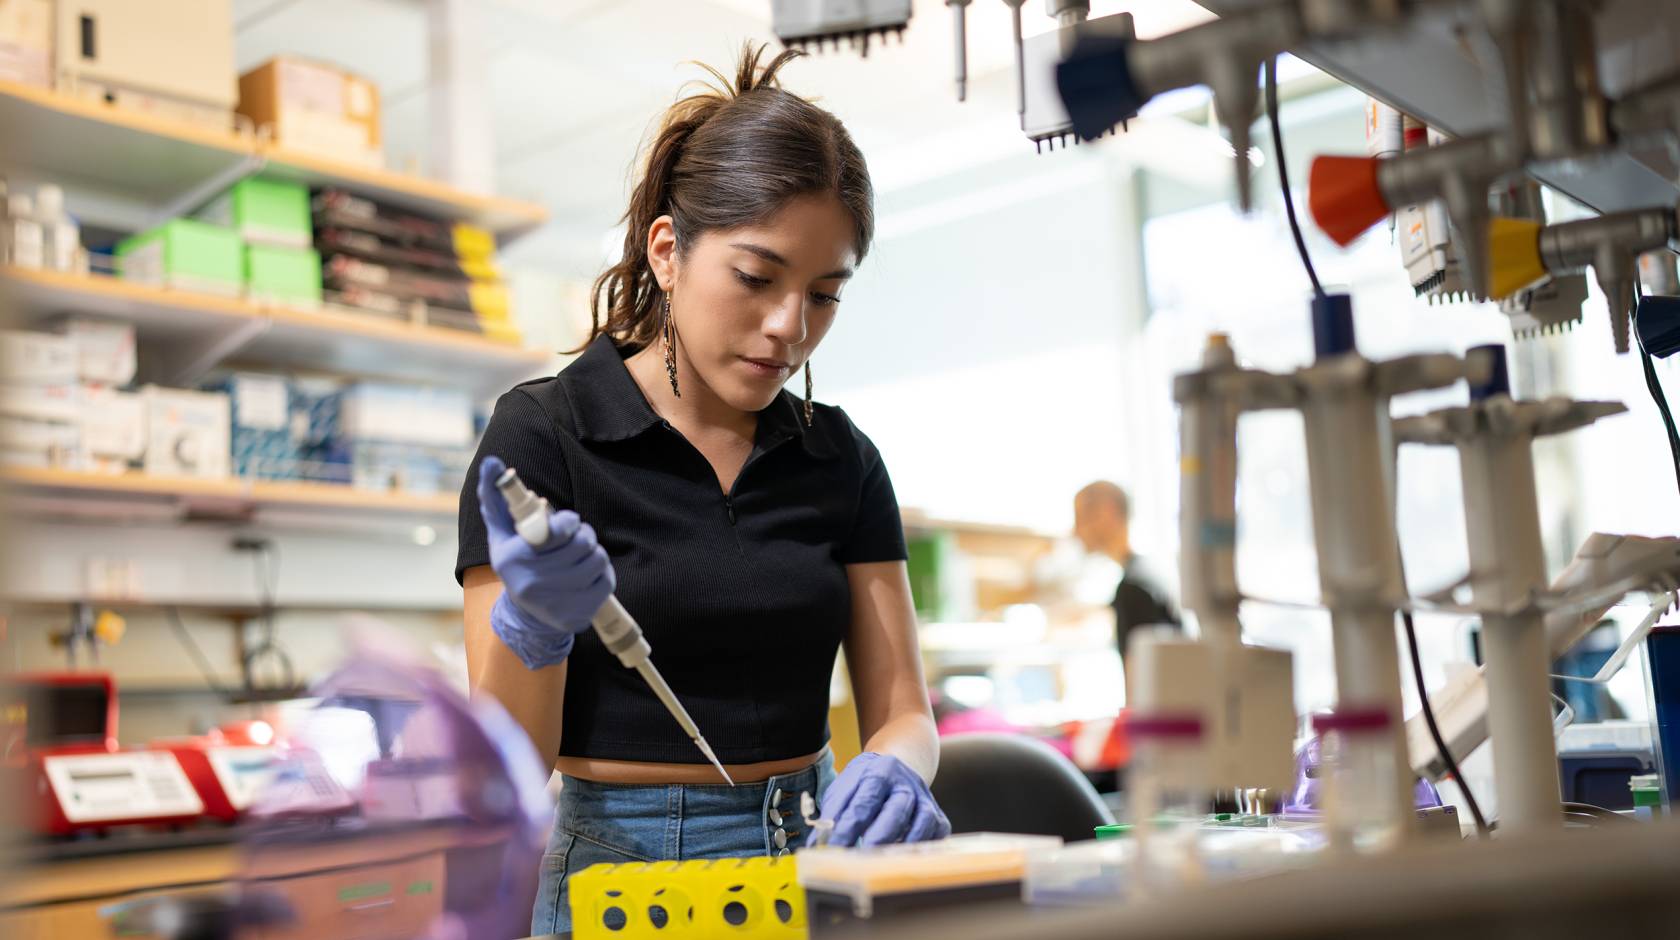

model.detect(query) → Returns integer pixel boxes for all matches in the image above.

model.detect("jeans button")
[769,808,783,826]
[773,828,788,849]
[772,787,784,806]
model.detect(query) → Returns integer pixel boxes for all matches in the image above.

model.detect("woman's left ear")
[647,214,678,290]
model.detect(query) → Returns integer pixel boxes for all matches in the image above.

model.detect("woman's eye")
[810,292,841,307]
[733,270,771,289]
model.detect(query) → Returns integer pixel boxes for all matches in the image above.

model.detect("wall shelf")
[1,467,458,519]
[3,594,462,616]
[0,80,549,239]
[4,266,553,393]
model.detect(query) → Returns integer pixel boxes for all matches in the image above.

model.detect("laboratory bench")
[1,819,504,939]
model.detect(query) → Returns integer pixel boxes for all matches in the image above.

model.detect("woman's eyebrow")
[730,242,854,280]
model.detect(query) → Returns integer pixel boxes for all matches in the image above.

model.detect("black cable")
[1402,611,1491,835]
[241,542,296,691]
[1264,56,1325,300]
[1632,280,1680,497]
[166,606,229,696]
[1262,58,1478,833]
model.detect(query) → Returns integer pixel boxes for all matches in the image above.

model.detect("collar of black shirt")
[559,333,840,459]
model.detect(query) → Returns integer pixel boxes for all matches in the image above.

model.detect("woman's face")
[654,193,858,414]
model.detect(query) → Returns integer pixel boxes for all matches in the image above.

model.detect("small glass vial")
[1125,713,1209,890]
[1313,708,1405,852]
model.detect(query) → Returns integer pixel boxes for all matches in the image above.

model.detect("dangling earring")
[802,360,814,427]
[662,291,680,398]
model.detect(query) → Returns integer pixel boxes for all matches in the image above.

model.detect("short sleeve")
[837,418,908,565]
[455,387,571,584]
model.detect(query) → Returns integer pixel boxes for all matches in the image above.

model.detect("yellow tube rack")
[569,856,806,939]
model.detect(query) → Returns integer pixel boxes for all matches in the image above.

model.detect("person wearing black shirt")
[456,46,947,936]
[1073,481,1182,661]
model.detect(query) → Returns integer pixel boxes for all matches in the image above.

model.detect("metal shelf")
[3,266,553,394]
[1,467,458,519]
[0,79,549,238]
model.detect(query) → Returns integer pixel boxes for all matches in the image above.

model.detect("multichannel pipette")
[495,466,736,787]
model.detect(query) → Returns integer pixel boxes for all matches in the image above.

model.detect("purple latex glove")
[477,456,615,670]
[822,752,950,847]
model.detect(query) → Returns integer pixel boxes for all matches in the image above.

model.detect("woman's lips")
[740,357,792,378]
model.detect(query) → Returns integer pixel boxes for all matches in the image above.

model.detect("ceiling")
[231,0,1222,272]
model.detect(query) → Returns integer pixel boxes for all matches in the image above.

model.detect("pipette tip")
[697,739,735,787]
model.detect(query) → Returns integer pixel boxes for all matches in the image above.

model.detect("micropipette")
[495,466,736,786]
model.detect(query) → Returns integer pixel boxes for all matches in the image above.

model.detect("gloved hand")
[477,455,616,670]
[821,752,950,847]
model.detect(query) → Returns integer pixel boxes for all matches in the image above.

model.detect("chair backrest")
[930,732,1116,842]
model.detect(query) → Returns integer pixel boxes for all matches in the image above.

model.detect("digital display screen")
[68,769,136,784]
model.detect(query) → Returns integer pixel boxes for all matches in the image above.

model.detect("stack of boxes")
[0,330,79,468]
[0,324,474,495]
[116,176,321,308]
[333,382,474,494]
[214,371,474,495]
[0,318,149,474]
[199,176,322,307]
[313,188,518,340]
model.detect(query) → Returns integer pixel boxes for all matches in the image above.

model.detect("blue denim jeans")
[531,751,836,936]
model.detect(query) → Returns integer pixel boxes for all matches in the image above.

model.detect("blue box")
[207,372,297,480]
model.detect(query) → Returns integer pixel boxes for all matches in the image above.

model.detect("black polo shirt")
[456,334,908,765]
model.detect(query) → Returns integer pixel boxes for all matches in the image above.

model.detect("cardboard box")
[0,0,52,88]
[245,243,322,307]
[78,384,145,472]
[1,330,76,385]
[57,318,137,386]
[198,176,312,248]
[55,0,235,130]
[142,385,229,479]
[117,219,243,296]
[238,56,382,169]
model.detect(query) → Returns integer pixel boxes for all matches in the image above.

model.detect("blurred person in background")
[1074,481,1181,664]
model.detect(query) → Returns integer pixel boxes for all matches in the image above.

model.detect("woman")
[456,44,949,935]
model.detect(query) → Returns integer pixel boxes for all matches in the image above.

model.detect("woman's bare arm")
[843,560,938,782]
[464,565,566,771]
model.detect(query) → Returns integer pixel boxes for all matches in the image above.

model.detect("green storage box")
[906,531,957,622]
[197,176,312,248]
[245,244,323,307]
[116,219,243,296]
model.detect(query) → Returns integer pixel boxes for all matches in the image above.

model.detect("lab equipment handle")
[593,596,653,669]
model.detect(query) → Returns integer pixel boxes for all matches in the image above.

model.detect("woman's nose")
[764,295,808,345]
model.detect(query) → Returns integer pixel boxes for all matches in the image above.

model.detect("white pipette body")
[495,466,735,786]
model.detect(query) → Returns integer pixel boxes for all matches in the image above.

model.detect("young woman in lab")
[456,44,949,934]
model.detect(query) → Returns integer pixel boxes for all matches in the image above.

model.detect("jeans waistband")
[560,751,830,812]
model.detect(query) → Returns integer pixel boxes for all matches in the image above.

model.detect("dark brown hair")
[582,42,875,352]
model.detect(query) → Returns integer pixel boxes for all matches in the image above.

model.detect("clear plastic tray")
[797,833,1063,917]
[1023,825,1322,907]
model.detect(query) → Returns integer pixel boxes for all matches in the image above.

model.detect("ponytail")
[580,42,873,353]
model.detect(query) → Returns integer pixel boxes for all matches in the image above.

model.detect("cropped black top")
[456,335,907,764]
